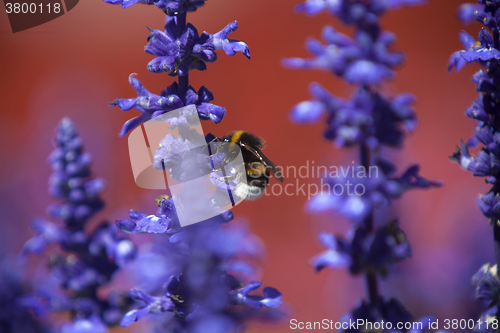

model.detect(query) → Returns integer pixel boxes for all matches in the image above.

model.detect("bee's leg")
[210,189,233,208]
[209,174,236,181]
[198,137,218,156]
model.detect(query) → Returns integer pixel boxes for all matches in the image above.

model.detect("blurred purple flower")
[45,118,105,229]
[457,3,484,24]
[472,263,500,307]
[312,220,411,276]
[307,162,441,221]
[289,84,418,148]
[295,0,426,23]
[118,220,281,330]
[283,27,402,85]
[60,315,107,333]
[288,0,439,328]
[0,255,52,333]
[19,119,136,331]
[120,289,174,327]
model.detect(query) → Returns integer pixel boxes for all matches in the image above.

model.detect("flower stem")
[493,29,499,51]
[494,221,500,270]
[360,143,379,305]
[176,11,189,99]
[178,74,189,101]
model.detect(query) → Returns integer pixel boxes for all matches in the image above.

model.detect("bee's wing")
[240,143,285,182]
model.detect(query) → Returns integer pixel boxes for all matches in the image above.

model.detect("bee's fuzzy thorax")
[225,131,264,148]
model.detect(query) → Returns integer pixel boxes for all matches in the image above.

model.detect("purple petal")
[305,38,325,56]
[461,48,500,62]
[196,103,226,123]
[129,74,150,96]
[111,98,137,111]
[147,56,176,73]
[166,275,181,295]
[295,0,326,15]
[238,281,261,295]
[306,194,337,213]
[318,232,336,250]
[281,57,309,69]
[448,51,468,72]
[457,3,484,24]
[60,315,107,333]
[344,60,394,84]
[222,39,250,58]
[116,219,140,233]
[459,31,476,49]
[119,307,149,327]
[122,0,142,8]
[290,100,325,124]
[311,250,350,272]
[197,86,214,103]
[212,21,251,59]
[136,215,171,233]
[479,28,493,48]
[322,26,354,47]
[118,115,149,137]
[260,287,283,308]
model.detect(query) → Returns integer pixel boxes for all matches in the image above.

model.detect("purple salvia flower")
[60,315,108,333]
[21,218,69,255]
[307,162,441,221]
[0,255,52,333]
[290,83,419,148]
[104,0,283,331]
[45,118,105,229]
[110,17,250,136]
[457,3,484,24]
[111,75,226,136]
[287,0,441,328]
[108,16,249,135]
[472,263,500,306]
[118,220,281,331]
[230,281,283,309]
[19,119,137,331]
[199,21,251,59]
[144,18,249,75]
[116,196,183,235]
[283,26,403,85]
[312,221,411,276]
[450,0,500,328]
[119,289,174,327]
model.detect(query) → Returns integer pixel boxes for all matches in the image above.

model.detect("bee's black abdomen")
[245,173,269,189]
[238,132,264,148]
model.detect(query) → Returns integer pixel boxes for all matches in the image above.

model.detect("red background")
[0,0,494,331]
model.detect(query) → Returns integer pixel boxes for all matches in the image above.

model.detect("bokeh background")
[0,0,494,331]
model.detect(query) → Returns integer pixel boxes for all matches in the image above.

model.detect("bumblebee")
[218,131,285,200]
